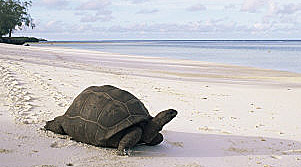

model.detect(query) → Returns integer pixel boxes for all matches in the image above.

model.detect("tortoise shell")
[61,85,151,145]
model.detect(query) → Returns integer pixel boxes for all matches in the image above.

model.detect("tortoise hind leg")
[44,116,66,135]
[117,126,142,156]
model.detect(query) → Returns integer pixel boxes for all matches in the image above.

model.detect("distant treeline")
[0,37,47,45]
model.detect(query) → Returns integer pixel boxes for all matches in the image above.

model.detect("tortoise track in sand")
[0,60,33,123]
[0,59,71,124]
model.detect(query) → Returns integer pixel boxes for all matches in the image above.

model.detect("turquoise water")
[32,40,301,73]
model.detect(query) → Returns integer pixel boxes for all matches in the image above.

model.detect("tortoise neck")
[141,119,162,143]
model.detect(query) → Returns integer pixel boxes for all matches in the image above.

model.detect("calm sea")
[32,40,301,73]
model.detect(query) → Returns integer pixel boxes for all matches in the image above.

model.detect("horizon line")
[43,39,301,42]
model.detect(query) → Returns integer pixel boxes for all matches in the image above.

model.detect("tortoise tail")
[44,116,66,135]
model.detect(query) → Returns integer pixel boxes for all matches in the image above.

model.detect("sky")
[14,0,301,40]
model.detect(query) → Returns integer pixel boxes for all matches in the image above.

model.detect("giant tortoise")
[45,85,177,155]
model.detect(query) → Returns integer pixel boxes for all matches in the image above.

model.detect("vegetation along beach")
[1,0,301,167]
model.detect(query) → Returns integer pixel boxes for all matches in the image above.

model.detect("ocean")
[31,40,301,74]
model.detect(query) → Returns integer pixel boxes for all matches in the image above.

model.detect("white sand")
[1,43,301,167]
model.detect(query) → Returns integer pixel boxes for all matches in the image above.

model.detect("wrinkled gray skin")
[45,109,177,155]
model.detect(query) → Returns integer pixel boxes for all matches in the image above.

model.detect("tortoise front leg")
[146,133,163,146]
[117,126,142,156]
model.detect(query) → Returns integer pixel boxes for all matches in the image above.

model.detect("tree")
[0,0,35,37]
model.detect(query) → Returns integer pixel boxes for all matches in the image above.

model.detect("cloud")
[23,17,297,40]
[32,17,250,37]
[31,20,67,33]
[24,0,301,40]
[76,0,112,22]
[136,9,159,14]
[255,2,301,26]
[78,13,113,22]
[241,0,301,16]
[104,18,248,35]
[187,4,207,12]
[128,0,149,4]
[241,0,266,13]
[35,0,69,10]
[224,4,237,10]
[77,0,111,11]
[252,22,271,31]
[276,3,301,15]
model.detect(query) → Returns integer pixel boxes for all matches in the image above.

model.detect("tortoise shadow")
[133,130,301,157]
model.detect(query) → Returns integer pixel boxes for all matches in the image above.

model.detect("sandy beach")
[1,43,301,167]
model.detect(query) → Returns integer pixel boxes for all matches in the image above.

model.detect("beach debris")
[218,116,224,120]
[44,85,178,156]
[213,108,220,111]
[255,124,265,128]
[271,155,282,159]
[282,149,301,154]
[175,162,202,167]
[66,163,74,166]
[0,148,12,154]
[227,146,248,154]
[222,131,232,134]
[166,140,184,148]
[50,141,60,148]
[199,126,231,134]
[50,142,57,148]
[199,126,210,131]
[263,165,272,167]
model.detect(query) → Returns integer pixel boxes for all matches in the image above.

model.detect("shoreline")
[2,43,301,88]
[1,43,301,166]
[31,40,301,75]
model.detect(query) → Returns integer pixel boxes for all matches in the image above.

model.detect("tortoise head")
[152,109,178,128]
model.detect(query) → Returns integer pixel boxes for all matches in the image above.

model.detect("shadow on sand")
[133,130,301,157]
